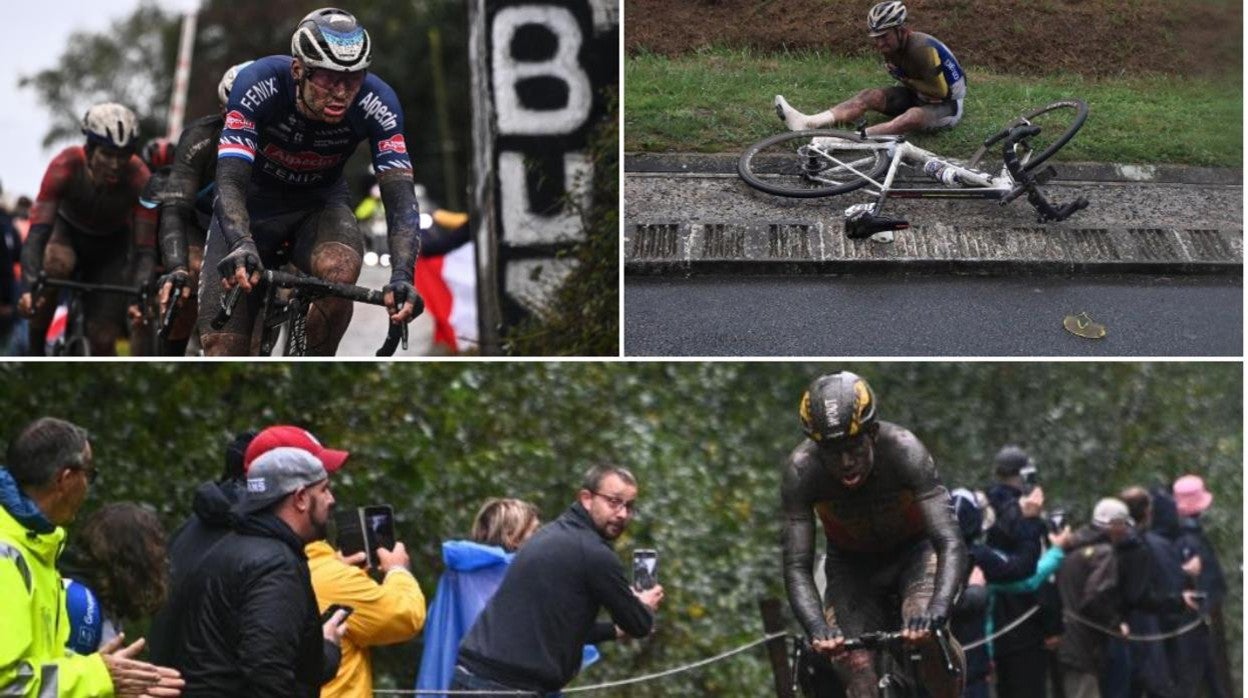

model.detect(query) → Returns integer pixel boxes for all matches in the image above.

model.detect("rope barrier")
[372,631,789,696]
[1063,610,1208,642]
[960,604,1041,650]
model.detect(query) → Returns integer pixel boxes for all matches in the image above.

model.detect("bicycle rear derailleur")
[844,203,910,240]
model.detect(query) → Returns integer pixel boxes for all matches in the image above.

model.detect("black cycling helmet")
[799,371,878,443]
[291,8,372,73]
[141,138,175,170]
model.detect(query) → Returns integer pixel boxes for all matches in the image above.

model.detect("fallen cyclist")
[775,2,966,137]
[204,8,422,355]
[782,371,966,698]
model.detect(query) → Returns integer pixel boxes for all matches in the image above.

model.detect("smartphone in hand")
[335,504,396,569]
[633,549,659,591]
[320,603,354,625]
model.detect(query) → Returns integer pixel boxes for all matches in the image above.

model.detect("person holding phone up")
[454,465,664,696]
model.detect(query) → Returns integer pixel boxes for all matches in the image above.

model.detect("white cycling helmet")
[291,8,371,73]
[218,60,255,107]
[81,102,139,150]
[867,1,906,36]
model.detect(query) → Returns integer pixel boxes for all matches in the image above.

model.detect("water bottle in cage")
[924,160,961,186]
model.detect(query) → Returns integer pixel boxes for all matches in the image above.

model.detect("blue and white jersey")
[217,55,412,192]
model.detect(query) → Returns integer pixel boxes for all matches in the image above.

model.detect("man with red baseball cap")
[244,425,350,472]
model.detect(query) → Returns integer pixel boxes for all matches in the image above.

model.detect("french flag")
[414,211,477,353]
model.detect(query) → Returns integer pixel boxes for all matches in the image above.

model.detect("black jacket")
[1055,526,1119,673]
[165,509,339,698]
[458,502,653,692]
[984,482,1050,656]
[149,479,242,664]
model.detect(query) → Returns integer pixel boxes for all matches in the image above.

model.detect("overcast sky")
[0,0,201,202]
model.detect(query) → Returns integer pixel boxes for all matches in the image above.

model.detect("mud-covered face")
[87,145,132,187]
[870,28,901,56]
[817,432,876,489]
[293,60,365,123]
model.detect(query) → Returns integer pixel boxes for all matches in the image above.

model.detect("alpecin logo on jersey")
[377,134,407,155]
[225,110,256,132]
[260,144,344,172]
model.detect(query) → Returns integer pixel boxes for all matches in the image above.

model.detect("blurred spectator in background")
[61,502,170,655]
[0,183,25,355]
[984,445,1051,698]
[1171,475,1230,698]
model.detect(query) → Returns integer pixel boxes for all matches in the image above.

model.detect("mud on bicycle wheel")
[738,129,889,198]
[970,99,1088,173]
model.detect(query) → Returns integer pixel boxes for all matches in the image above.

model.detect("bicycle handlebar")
[207,270,422,355]
[1001,126,1089,222]
[839,628,961,677]
[32,273,144,300]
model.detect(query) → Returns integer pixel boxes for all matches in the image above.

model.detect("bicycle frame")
[808,136,1015,212]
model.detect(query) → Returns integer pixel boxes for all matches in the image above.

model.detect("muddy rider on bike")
[204,8,421,355]
[775,2,966,137]
[19,103,156,356]
[781,371,967,697]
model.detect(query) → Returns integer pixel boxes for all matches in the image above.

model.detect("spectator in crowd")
[162,430,351,696]
[1056,498,1133,698]
[61,502,170,654]
[0,417,184,697]
[148,429,256,663]
[454,465,663,696]
[308,504,426,697]
[418,497,603,694]
[0,191,23,355]
[984,445,1051,698]
[1171,475,1230,698]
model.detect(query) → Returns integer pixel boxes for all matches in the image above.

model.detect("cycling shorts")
[881,87,963,130]
[821,536,937,636]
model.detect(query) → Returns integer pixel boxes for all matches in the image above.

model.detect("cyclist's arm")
[781,451,831,639]
[159,123,215,271]
[903,435,965,617]
[129,158,158,289]
[363,78,421,286]
[898,45,949,102]
[20,150,77,286]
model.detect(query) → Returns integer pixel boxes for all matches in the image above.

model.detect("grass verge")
[625,49,1242,168]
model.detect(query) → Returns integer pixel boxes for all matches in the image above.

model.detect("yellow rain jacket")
[306,541,426,698]
[0,504,113,697]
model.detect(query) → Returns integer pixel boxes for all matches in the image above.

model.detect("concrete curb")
[624,222,1243,277]
[624,153,1243,186]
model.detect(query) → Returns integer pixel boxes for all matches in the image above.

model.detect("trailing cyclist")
[774,2,966,136]
[203,8,422,356]
[781,371,967,698]
[145,61,253,356]
[18,103,156,356]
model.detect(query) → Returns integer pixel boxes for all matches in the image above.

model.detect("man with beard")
[781,371,967,698]
[454,465,664,695]
[164,431,350,697]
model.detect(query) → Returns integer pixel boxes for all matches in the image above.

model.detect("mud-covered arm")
[917,488,966,618]
[20,152,75,286]
[159,126,214,270]
[213,156,254,250]
[377,170,421,284]
[781,452,831,640]
[898,44,949,101]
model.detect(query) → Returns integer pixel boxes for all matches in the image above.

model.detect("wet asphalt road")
[624,273,1242,357]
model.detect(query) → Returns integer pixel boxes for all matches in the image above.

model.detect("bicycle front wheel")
[1004,99,1089,173]
[738,129,889,198]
